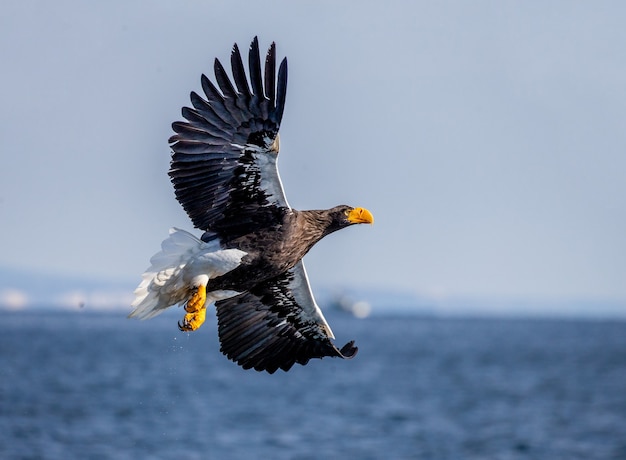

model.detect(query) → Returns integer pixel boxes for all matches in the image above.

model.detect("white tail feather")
[129,228,245,320]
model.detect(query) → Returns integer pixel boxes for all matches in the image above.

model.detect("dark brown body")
[206,207,351,292]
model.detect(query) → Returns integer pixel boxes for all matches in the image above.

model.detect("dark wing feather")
[215,262,358,373]
[169,37,289,239]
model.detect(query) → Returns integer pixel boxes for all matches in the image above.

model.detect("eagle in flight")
[130,37,373,373]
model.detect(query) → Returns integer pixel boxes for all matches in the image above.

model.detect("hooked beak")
[347,207,374,224]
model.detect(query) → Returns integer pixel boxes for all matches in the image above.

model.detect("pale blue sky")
[1,1,625,309]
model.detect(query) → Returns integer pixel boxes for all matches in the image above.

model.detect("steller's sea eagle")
[129,37,373,373]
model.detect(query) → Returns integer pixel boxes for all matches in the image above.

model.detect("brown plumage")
[131,38,373,373]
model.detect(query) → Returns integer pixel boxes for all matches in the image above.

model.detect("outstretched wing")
[168,37,289,241]
[215,261,358,373]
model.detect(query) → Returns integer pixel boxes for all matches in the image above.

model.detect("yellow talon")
[178,307,206,332]
[178,285,207,332]
[185,285,206,313]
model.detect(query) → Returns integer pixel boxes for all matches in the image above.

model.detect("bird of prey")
[130,37,373,373]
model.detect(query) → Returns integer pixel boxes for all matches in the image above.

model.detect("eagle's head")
[327,205,374,232]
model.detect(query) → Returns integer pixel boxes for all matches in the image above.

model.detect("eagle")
[130,37,374,373]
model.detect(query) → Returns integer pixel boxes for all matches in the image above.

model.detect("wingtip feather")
[339,341,358,359]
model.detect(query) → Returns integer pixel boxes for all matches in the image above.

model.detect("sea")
[1,310,625,460]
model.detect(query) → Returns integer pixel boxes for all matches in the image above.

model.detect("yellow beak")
[347,207,374,224]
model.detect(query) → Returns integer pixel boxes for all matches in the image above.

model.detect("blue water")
[1,310,625,459]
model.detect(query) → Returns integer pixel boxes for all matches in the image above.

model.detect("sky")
[1,1,625,312]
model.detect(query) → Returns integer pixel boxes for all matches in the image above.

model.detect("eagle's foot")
[178,307,206,332]
[178,285,207,332]
[185,285,206,313]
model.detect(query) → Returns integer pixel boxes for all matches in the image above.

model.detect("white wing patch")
[255,151,290,210]
[290,261,334,339]
[231,139,291,210]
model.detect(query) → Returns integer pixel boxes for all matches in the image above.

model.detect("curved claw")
[178,305,207,332]
[185,285,207,313]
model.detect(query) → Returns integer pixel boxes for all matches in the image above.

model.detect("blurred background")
[2,3,626,459]
[1,1,626,318]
